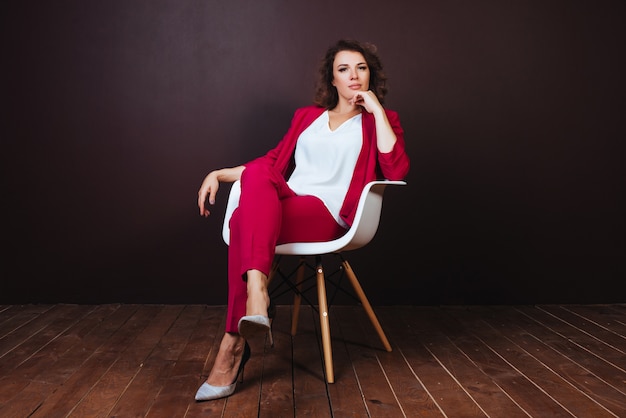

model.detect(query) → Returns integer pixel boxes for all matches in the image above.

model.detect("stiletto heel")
[195,342,251,401]
[268,301,276,347]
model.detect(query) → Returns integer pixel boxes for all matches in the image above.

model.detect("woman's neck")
[329,104,361,116]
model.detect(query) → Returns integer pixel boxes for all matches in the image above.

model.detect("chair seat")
[223,180,406,254]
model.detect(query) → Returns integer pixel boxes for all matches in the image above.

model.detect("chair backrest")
[222,179,406,256]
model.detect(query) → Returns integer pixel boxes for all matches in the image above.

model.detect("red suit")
[225,105,410,332]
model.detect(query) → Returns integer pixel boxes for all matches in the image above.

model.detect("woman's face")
[331,50,370,102]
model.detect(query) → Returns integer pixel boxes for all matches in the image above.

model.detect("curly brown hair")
[313,39,388,109]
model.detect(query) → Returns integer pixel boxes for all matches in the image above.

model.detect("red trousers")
[225,163,346,332]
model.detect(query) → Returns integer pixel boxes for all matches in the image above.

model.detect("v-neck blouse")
[287,110,363,228]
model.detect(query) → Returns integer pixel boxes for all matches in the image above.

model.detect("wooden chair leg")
[291,257,306,336]
[315,257,334,384]
[342,259,392,352]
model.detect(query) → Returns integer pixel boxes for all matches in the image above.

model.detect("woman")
[195,39,410,401]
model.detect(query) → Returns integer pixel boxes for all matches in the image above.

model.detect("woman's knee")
[240,162,276,184]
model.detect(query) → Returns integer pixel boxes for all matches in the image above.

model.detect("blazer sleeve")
[377,110,410,180]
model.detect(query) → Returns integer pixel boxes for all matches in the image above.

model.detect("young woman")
[195,39,410,401]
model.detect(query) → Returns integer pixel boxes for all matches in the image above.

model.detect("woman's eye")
[338,68,347,72]
[359,66,367,71]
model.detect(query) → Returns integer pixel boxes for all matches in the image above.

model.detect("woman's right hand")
[197,165,245,217]
[198,171,220,217]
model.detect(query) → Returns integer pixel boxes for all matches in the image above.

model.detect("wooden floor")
[0,303,625,417]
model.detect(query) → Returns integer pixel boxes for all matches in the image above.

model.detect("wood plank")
[0,305,126,418]
[184,310,229,418]
[220,321,266,417]
[146,305,227,417]
[516,306,626,373]
[257,305,296,418]
[290,305,333,417]
[0,379,55,418]
[503,305,626,394]
[481,305,626,417]
[336,305,407,417]
[0,304,73,358]
[393,306,489,417]
[376,307,446,418]
[325,306,371,418]
[0,305,95,375]
[426,306,568,417]
[391,306,529,418]
[14,305,138,417]
[143,305,222,417]
[0,304,120,405]
[0,303,624,417]
[562,305,626,337]
[537,305,626,353]
[0,304,54,339]
[446,306,618,417]
[66,304,177,417]
[26,304,159,417]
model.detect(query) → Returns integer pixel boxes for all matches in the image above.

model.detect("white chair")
[222,179,406,383]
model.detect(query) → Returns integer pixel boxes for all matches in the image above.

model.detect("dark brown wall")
[2,1,625,305]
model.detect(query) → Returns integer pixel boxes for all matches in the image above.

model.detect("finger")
[198,186,210,209]
[198,196,206,215]
[207,185,215,205]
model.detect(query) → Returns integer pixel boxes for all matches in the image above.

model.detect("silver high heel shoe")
[195,342,251,401]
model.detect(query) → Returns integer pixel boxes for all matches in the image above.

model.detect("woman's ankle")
[206,333,245,385]
[245,291,269,317]
[245,270,269,316]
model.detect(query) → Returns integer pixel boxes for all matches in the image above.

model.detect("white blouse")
[287,110,363,228]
